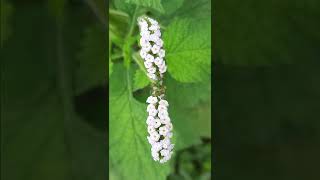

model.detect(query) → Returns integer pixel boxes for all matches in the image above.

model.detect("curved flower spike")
[138,16,173,163]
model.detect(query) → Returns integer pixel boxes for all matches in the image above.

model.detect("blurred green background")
[1,0,211,180]
[214,0,320,179]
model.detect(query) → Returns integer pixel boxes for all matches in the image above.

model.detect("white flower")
[159,65,167,74]
[160,117,170,124]
[145,54,154,62]
[153,30,161,37]
[154,57,163,66]
[147,104,156,112]
[158,109,168,119]
[159,126,169,136]
[148,17,158,25]
[146,96,158,104]
[149,24,159,31]
[158,104,167,112]
[138,18,148,28]
[158,49,165,58]
[155,39,163,47]
[147,66,156,74]
[144,61,153,68]
[152,142,162,152]
[153,118,161,128]
[160,149,170,157]
[166,122,173,131]
[142,43,152,52]
[148,126,156,134]
[140,37,149,47]
[151,44,161,54]
[159,99,169,107]
[150,132,160,141]
[152,151,160,161]
[148,108,158,116]
[147,73,157,80]
[167,132,173,138]
[158,60,166,69]
[147,136,156,145]
[140,50,147,59]
[149,34,159,42]
[161,138,171,149]
[146,116,155,125]
[140,29,150,37]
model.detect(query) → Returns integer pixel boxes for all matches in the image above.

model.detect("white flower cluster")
[138,16,173,163]
[137,16,167,81]
[146,96,174,163]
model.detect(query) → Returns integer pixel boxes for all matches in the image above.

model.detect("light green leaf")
[169,102,211,149]
[109,64,170,180]
[125,0,164,13]
[161,0,184,15]
[164,18,211,82]
[133,69,150,91]
[76,24,107,95]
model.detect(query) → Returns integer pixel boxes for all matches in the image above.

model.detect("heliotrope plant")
[138,16,174,163]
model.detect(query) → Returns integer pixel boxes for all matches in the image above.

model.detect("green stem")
[126,6,139,40]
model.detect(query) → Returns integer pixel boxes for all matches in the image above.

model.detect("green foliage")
[126,0,164,13]
[0,0,13,46]
[133,68,150,91]
[109,0,211,179]
[2,2,107,180]
[215,0,320,65]
[76,24,107,94]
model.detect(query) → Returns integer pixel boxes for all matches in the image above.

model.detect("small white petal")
[150,132,160,141]
[151,45,160,54]
[153,118,161,128]
[145,54,154,62]
[147,73,157,80]
[154,57,163,66]
[144,61,153,68]
[142,43,152,52]
[147,96,158,104]
[159,99,169,107]
[158,49,165,58]
[147,104,156,112]
[140,50,147,59]
[155,39,163,47]
[148,126,156,134]
[153,30,161,37]
[146,116,155,125]
[147,67,156,74]
[159,65,167,74]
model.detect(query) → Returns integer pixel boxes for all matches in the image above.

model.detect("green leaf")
[109,64,170,180]
[76,24,107,95]
[170,102,211,149]
[133,68,150,91]
[161,0,184,15]
[125,0,165,13]
[113,0,135,15]
[163,18,211,82]
[165,75,211,108]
